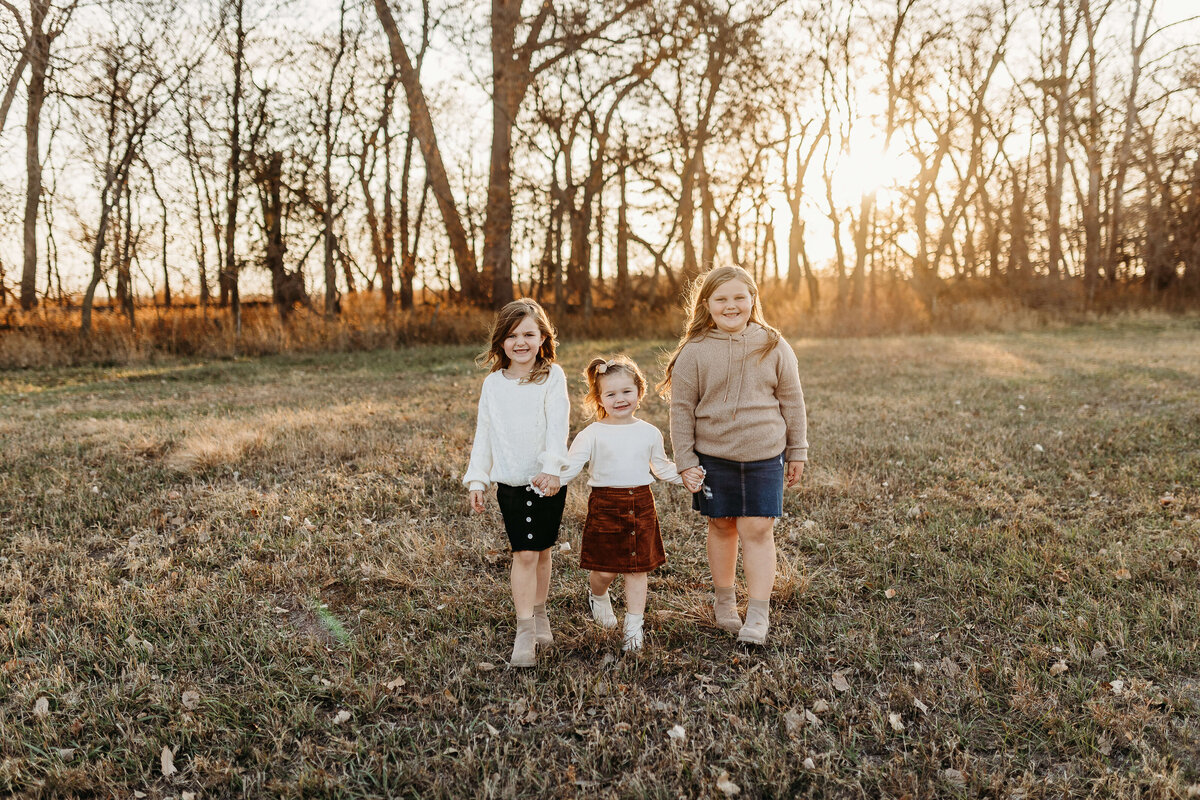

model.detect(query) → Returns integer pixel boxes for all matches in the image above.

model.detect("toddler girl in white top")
[559,355,694,651]
[463,299,570,668]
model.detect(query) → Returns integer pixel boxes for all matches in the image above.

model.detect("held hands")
[680,466,705,494]
[531,472,561,497]
[785,461,805,488]
[468,489,486,514]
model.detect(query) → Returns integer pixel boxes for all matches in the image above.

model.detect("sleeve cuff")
[785,447,808,462]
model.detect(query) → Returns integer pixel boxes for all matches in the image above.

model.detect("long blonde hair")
[477,298,558,384]
[657,266,781,397]
[582,355,646,420]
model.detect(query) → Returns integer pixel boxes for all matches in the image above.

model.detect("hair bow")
[596,359,614,374]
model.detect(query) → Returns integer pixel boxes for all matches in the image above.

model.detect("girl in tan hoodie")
[659,266,808,644]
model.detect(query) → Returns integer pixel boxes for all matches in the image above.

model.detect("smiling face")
[597,371,641,422]
[502,315,546,376]
[706,278,753,334]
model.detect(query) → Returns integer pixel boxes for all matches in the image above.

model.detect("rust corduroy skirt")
[580,485,666,573]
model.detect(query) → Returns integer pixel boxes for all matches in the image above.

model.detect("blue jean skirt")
[693,451,785,518]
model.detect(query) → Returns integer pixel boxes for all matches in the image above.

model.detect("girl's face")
[597,372,640,422]
[707,279,753,334]
[502,315,545,375]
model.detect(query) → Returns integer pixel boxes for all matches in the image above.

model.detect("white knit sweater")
[463,364,571,492]
[560,419,684,488]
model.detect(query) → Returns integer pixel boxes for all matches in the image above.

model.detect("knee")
[739,518,776,545]
[709,518,739,538]
[513,550,540,568]
[592,570,617,582]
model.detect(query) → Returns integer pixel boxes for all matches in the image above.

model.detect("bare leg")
[623,572,648,616]
[589,570,617,597]
[707,517,740,587]
[535,548,553,605]
[738,517,777,601]
[511,550,541,619]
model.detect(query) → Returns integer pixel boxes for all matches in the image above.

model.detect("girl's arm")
[775,344,808,464]
[462,386,494,493]
[668,346,702,472]
[538,365,571,476]
[558,426,594,485]
[648,427,684,485]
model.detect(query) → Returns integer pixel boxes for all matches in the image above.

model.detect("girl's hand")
[785,461,805,488]
[532,473,561,496]
[681,466,705,494]
[469,490,486,513]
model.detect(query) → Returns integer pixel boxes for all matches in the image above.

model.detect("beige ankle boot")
[737,598,770,645]
[533,603,553,646]
[510,617,537,667]
[713,586,742,633]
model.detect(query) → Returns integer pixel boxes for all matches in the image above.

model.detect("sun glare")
[830,132,915,207]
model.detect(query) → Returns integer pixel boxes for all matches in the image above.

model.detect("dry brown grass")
[0,318,1198,798]
[4,279,1194,370]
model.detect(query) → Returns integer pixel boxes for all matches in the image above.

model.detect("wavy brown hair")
[582,355,646,420]
[657,266,781,397]
[476,298,557,384]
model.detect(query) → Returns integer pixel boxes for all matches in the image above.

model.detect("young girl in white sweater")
[560,356,698,651]
[463,299,570,668]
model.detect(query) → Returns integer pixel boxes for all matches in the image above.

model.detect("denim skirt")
[497,483,566,551]
[692,451,785,518]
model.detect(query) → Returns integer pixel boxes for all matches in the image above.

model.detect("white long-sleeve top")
[559,419,684,488]
[463,364,571,492]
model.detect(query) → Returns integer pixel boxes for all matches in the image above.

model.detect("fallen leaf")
[667,724,686,743]
[1159,494,1176,506]
[181,690,200,710]
[1097,736,1112,755]
[1091,641,1108,660]
[33,697,49,719]
[1033,443,1044,453]
[1110,679,1125,695]
[1049,660,1069,676]
[783,710,803,735]
[716,771,741,796]
[332,710,351,724]
[812,699,830,714]
[940,657,961,677]
[884,588,897,599]
[56,748,75,759]
[182,793,197,800]
[477,662,497,672]
[558,541,572,551]
[907,505,922,519]
[385,676,407,690]
[887,712,905,732]
[161,745,177,777]
[485,722,499,736]
[912,661,924,675]
[831,671,850,693]
[944,768,966,785]
[802,757,816,770]
[1114,568,1132,580]
[804,708,821,726]
[913,698,929,714]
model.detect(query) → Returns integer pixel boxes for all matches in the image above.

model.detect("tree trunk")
[373,0,481,303]
[223,0,245,337]
[20,1,50,311]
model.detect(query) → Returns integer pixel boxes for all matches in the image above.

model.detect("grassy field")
[1,318,1198,799]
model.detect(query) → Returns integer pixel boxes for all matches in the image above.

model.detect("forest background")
[1,0,1199,366]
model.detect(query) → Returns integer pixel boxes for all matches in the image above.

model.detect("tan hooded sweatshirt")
[669,323,808,471]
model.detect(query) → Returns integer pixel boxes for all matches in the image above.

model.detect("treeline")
[1,0,1198,337]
